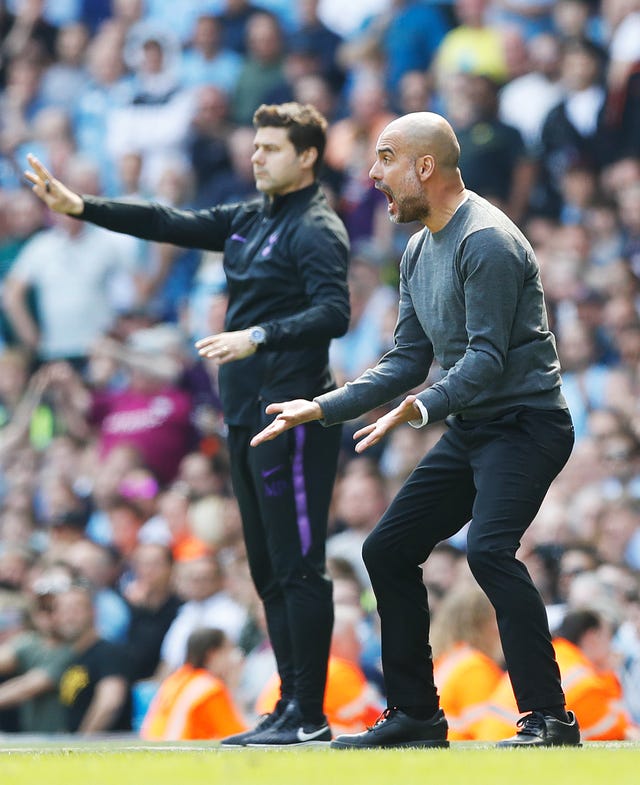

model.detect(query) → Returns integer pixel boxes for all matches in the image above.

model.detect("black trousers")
[362,407,574,714]
[227,411,341,722]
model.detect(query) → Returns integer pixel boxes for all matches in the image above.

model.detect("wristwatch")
[249,326,267,348]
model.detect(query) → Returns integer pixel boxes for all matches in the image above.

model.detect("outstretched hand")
[250,400,323,446]
[24,154,84,215]
[352,395,422,453]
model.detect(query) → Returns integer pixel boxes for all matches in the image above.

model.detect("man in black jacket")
[26,101,350,746]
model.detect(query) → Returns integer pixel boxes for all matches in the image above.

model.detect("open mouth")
[376,184,395,211]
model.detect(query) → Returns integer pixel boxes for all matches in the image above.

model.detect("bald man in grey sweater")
[251,112,581,749]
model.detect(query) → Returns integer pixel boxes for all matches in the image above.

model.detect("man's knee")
[362,529,386,574]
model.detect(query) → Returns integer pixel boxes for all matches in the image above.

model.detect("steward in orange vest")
[433,643,503,740]
[141,627,246,740]
[255,655,383,735]
[430,583,505,740]
[472,608,636,741]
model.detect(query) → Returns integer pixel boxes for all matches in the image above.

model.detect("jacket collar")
[263,181,319,218]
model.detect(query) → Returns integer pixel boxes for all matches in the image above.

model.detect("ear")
[299,147,318,171]
[416,154,435,182]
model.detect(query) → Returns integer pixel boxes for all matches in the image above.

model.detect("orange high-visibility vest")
[471,637,634,741]
[140,664,246,740]
[256,656,383,734]
[433,643,503,740]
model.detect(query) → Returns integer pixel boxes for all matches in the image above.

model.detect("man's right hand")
[250,400,323,446]
[24,154,85,215]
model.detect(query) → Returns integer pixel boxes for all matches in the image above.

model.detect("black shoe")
[247,701,331,747]
[220,704,288,746]
[330,707,449,750]
[497,710,581,748]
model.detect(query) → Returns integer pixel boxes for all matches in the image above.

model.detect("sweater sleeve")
[315,261,434,425]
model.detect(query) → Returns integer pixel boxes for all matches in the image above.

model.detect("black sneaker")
[247,701,331,747]
[220,703,288,747]
[497,710,581,748]
[330,707,449,750]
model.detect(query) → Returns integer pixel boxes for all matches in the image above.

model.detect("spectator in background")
[2,159,138,364]
[327,464,390,591]
[231,12,285,124]
[324,75,396,243]
[555,318,633,441]
[293,0,343,91]
[449,73,535,225]
[195,124,257,207]
[123,542,182,683]
[337,0,449,95]
[186,84,233,208]
[179,13,243,92]
[105,28,194,187]
[489,0,556,40]
[140,626,246,740]
[158,552,247,677]
[56,581,131,733]
[49,328,194,487]
[435,0,511,87]
[499,32,565,155]
[0,353,57,459]
[0,56,47,184]
[421,543,468,617]
[474,607,638,741]
[39,21,89,110]
[431,583,504,740]
[217,0,263,54]
[73,27,135,192]
[0,0,58,69]
[62,538,131,644]
[0,567,73,733]
[537,37,608,218]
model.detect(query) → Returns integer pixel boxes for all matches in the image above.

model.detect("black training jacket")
[81,183,350,425]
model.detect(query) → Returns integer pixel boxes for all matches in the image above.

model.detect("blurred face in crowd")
[131,543,173,594]
[53,588,95,644]
[178,556,221,602]
[246,13,282,62]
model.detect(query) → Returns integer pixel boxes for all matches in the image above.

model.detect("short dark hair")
[186,627,226,668]
[253,102,328,177]
[556,608,603,645]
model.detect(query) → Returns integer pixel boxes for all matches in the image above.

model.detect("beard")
[388,170,430,224]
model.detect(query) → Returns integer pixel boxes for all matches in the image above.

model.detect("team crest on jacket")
[261,232,280,258]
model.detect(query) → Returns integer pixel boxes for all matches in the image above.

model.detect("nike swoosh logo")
[261,464,284,479]
[296,726,329,742]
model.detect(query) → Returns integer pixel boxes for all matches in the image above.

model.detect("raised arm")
[24,154,233,250]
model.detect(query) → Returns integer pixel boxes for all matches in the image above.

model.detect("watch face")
[251,327,266,345]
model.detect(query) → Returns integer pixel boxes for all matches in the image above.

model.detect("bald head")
[370,111,466,230]
[384,112,460,170]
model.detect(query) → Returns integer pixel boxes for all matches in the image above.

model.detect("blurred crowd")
[1,0,640,741]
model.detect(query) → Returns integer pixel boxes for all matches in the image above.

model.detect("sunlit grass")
[1,742,638,785]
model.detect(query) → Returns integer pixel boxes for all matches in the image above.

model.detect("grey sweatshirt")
[316,191,566,426]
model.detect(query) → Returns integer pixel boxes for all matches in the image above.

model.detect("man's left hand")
[352,394,422,453]
[195,330,256,364]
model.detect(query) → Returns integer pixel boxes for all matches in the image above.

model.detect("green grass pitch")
[1,741,639,785]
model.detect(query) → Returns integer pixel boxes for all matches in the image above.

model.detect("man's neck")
[424,183,468,233]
